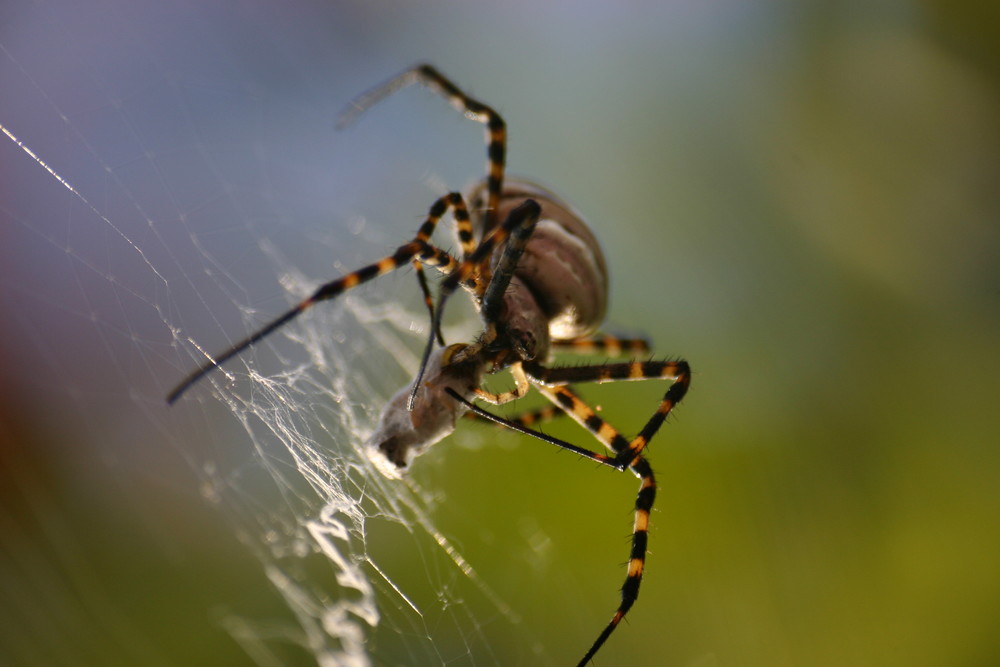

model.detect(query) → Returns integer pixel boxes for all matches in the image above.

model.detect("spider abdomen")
[469,178,608,340]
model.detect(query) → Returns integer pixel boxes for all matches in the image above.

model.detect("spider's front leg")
[552,334,652,357]
[166,193,470,404]
[336,63,508,233]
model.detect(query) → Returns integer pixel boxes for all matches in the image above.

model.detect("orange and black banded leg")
[412,246,471,346]
[463,403,565,428]
[527,359,691,465]
[453,377,670,665]
[580,454,656,667]
[443,387,620,470]
[413,263,445,346]
[528,384,659,667]
[461,196,541,341]
[414,190,476,261]
[425,195,538,328]
[337,64,507,234]
[167,194,471,404]
[554,334,652,357]
[412,191,475,344]
[435,196,540,309]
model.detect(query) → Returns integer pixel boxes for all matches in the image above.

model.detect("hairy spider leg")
[444,387,621,470]
[409,199,541,409]
[528,359,692,465]
[336,63,507,237]
[523,359,689,665]
[417,189,476,262]
[166,194,472,404]
[553,335,652,357]
[412,263,444,345]
[472,337,655,409]
[455,355,690,664]
[478,199,539,325]
[453,361,683,666]
[529,383,658,667]
[463,402,565,427]
[412,192,475,345]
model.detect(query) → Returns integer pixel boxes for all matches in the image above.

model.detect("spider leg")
[458,196,542,357]
[167,193,470,404]
[456,378,663,666]
[528,383,659,667]
[579,454,656,667]
[412,191,473,259]
[527,359,691,465]
[443,387,621,470]
[553,335,652,357]
[463,403,565,428]
[472,362,530,405]
[439,198,540,308]
[413,190,479,345]
[413,263,445,346]
[464,338,658,423]
[419,188,476,262]
[337,64,507,233]
[478,200,538,325]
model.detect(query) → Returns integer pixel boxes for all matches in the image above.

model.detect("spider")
[167,64,691,666]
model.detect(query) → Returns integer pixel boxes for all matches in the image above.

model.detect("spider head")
[366,343,483,476]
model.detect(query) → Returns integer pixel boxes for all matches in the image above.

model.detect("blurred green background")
[1,1,997,666]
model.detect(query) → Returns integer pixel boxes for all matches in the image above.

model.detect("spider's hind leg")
[526,383,662,667]
[578,453,657,667]
[527,359,691,465]
[554,334,652,357]
[463,402,564,428]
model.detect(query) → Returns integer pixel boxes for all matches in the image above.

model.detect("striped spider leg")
[464,335,653,423]
[338,63,507,259]
[452,351,690,667]
[166,192,473,405]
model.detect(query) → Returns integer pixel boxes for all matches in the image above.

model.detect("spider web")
[1,3,563,665]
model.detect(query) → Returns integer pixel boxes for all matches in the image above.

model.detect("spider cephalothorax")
[168,64,690,666]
